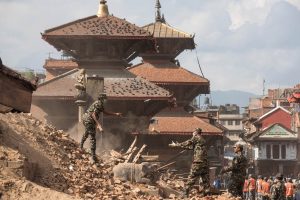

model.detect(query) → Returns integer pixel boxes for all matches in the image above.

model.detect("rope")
[195,48,205,78]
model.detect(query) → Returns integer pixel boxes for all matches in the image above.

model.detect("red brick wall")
[261,108,291,129]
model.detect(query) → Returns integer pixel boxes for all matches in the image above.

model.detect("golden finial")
[97,0,109,17]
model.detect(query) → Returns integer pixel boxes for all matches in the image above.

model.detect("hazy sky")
[1,0,300,94]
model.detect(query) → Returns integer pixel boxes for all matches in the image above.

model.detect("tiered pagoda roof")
[44,59,78,70]
[148,107,223,135]
[128,60,209,86]
[43,15,151,39]
[34,69,171,100]
[143,22,193,39]
[41,1,154,61]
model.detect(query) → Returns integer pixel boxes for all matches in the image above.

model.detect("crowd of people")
[241,173,300,200]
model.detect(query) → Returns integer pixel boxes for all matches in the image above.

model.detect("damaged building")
[129,1,224,169]
[31,0,224,170]
[0,58,36,113]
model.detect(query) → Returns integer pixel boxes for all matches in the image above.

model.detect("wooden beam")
[132,144,147,163]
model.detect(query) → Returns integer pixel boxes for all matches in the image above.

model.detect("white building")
[248,123,298,176]
[218,114,244,142]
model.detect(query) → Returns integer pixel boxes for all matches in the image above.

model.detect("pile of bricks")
[0,113,163,199]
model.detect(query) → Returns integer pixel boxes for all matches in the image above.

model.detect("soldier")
[270,173,286,200]
[80,93,121,164]
[221,144,248,198]
[169,128,210,197]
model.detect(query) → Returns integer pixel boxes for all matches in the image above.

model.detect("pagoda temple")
[32,1,173,148]
[129,0,223,169]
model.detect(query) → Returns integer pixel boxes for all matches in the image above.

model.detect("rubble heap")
[0,113,159,199]
[0,113,238,199]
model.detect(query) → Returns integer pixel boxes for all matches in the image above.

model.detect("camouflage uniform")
[270,179,286,200]
[176,134,210,195]
[223,150,248,197]
[80,100,104,161]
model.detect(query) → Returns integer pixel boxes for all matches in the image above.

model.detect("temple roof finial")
[97,0,109,17]
[155,0,162,22]
[161,14,166,23]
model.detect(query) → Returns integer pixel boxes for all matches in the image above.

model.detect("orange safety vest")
[243,180,249,192]
[249,178,256,191]
[286,182,294,197]
[262,181,270,194]
[257,179,263,193]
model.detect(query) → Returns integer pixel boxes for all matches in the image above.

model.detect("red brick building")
[254,106,292,130]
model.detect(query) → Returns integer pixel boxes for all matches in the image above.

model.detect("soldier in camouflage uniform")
[221,143,248,198]
[270,173,286,200]
[80,93,121,164]
[169,128,210,197]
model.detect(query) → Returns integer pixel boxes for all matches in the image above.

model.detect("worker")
[257,175,263,200]
[243,177,249,200]
[248,174,256,200]
[169,128,210,198]
[80,93,122,164]
[262,177,271,200]
[285,178,294,200]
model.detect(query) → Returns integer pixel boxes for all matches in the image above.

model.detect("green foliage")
[20,70,35,81]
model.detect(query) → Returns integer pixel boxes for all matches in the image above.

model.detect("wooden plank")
[124,146,138,163]
[140,155,159,162]
[156,161,176,171]
[132,144,147,163]
[125,136,137,155]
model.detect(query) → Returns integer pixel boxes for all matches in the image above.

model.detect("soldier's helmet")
[98,93,107,100]
[233,143,243,151]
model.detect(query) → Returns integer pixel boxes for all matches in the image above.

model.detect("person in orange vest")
[248,174,256,200]
[243,177,249,200]
[257,175,263,200]
[262,177,271,200]
[286,178,294,200]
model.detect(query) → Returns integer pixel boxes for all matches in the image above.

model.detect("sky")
[0,0,300,94]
